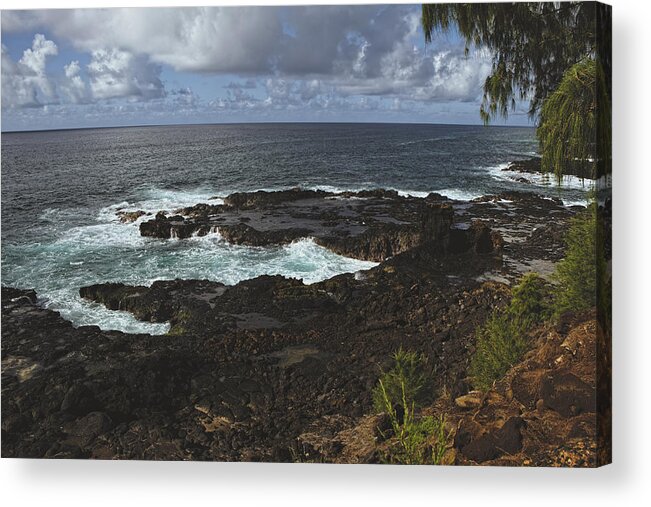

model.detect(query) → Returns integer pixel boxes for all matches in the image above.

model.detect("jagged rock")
[428,311,606,467]
[449,221,504,255]
[80,282,175,322]
[139,189,458,261]
[1,287,37,304]
[139,213,197,239]
[506,157,543,174]
[219,223,314,247]
[224,188,332,209]
[2,188,586,463]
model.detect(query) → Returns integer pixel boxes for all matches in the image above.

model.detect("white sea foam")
[308,184,480,201]
[560,198,589,207]
[487,163,595,190]
[434,188,484,201]
[18,170,593,336]
[304,183,370,194]
[272,238,377,284]
[13,198,379,335]
[393,189,431,198]
[39,207,84,223]
[98,187,222,222]
[40,290,171,335]
[397,136,455,146]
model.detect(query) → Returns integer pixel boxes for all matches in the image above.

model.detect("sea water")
[1,123,591,334]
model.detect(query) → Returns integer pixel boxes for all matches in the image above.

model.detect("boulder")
[454,392,483,409]
[540,371,596,417]
[461,416,525,463]
[116,210,147,223]
[63,412,113,446]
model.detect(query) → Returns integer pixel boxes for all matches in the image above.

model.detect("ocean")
[1,123,589,334]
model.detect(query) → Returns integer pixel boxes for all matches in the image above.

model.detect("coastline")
[1,184,602,464]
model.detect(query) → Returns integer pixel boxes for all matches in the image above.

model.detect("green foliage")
[422,2,605,120]
[422,2,612,179]
[509,272,553,325]
[470,273,551,391]
[596,206,612,331]
[469,313,530,392]
[552,204,604,317]
[537,59,611,180]
[375,375,448,465]
[372,348,432,414]
[469,205,610,391]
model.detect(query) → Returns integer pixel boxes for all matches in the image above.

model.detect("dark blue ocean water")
[1,123,588,333]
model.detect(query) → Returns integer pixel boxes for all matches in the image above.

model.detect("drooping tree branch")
[422,2,611,179]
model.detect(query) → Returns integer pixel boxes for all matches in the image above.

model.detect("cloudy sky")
[1,5,532,131]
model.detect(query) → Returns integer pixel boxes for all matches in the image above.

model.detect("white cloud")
[87,49,164,101]
[1,34,58,109]
[1,5,506,128]
[1,6,491,104]
[60,60,88,104]
[170,87,199,108]
[19,33,58,98]
[2,7,286,74]
[2,36,167,110]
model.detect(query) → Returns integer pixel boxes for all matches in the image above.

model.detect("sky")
[0,5,533,131]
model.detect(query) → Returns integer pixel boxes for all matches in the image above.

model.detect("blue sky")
[1,5,533,131]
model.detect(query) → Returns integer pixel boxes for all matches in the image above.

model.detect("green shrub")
[375,374,448,465]
[372,348,432,414]
[509,272,553,324]
[469,273,552,391]
[469,312,529,392]
[552,205,600,316]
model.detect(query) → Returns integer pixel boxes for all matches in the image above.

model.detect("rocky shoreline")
[2,187,599,464]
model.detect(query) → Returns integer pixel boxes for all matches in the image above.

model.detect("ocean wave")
[306,184,479,200]
[275,238,377,284]
[396,136,455,146]
[39,207,84,223]
[58,221,146,249]
[304,184,366,194]
[394,189,431,198]
[6,215,377,334]
[98,187,223,222]
[40,290,171,335]
[143,236,378,286]
[433,188,485,201]
[487,163,594,190]
[560,198,589,207]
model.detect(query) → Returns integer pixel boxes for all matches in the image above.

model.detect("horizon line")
[1,119,535,134]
